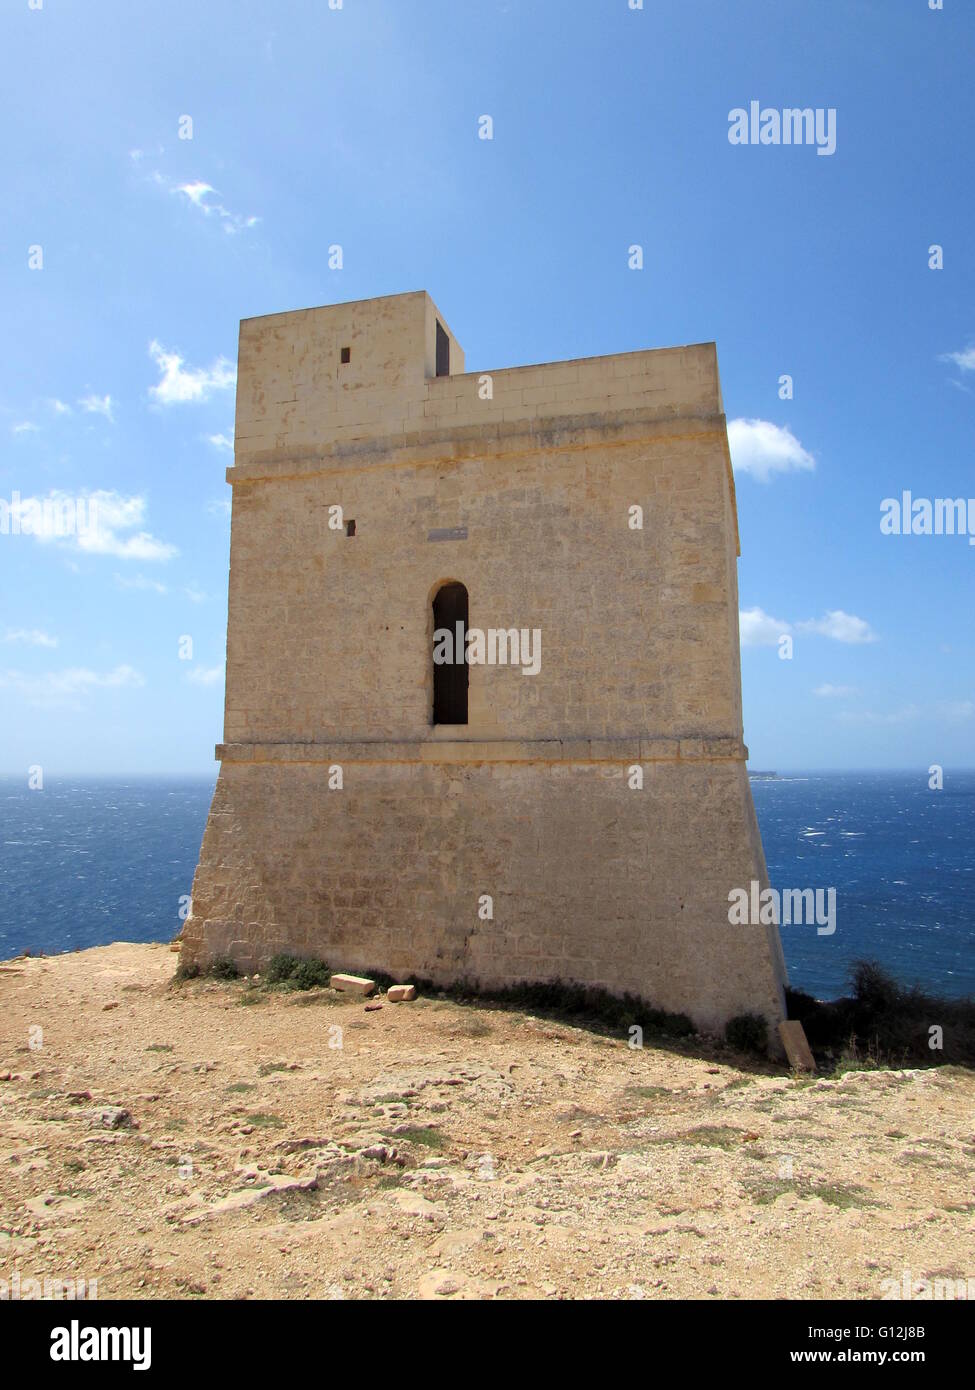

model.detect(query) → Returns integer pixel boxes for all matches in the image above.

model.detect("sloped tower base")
[181,751,786,1034]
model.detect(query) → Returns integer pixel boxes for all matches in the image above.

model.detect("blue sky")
[1,0,972,775]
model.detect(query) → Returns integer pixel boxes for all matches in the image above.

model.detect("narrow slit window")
[432,582,468,725]
[340,346,351,364]
[435,321,450,377]
[346,520,356,537]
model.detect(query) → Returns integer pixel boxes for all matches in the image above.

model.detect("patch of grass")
[677,1125,746,1150]
[746,1177,876,1209]
[226,1082,256,1094]
[449,1018,494,1039]
[237,990,265,1006]
[394,1126,446,1150]
[243,1112,285,1128]
[146,1043,174,1053]
[626,1085,673,1101]
[258,1062,291,1076]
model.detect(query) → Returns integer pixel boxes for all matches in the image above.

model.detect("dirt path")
[1,943,973,1300]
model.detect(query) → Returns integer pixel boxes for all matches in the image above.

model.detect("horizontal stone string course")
[215,737,748,765]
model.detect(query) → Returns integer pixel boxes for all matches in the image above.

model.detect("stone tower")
[181,291,788,1033]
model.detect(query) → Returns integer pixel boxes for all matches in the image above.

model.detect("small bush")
[290,958,332,990]
[264,953,330,990]
[265,954,305,984]
[725,1012,769,1054]
[209,957,239,981]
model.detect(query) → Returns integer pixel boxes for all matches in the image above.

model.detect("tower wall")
[182,291,788,1034]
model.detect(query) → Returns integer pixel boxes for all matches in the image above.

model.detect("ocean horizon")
[1,770,972,1003]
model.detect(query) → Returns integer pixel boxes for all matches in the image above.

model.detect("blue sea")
[0,773,972,1001]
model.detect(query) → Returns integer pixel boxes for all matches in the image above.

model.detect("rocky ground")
[1,942,973,1300]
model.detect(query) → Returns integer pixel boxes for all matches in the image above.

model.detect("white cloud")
[0,664,144,709]
[796,611,878,644]
[183,584,207,604]
[78,394,115,422]
[207,497,232,519]
[149,341,236,405]
[739,607,792,647]
[727,418,815,482]
[12,421,39,435]
[114,573,169,595]
[49,399,72,415]
[174,180,259,235]
[813,683,858,698]
[186,664,224,686]
[4,628,57,648]
[941,346,975,373]
[206,432,235,453]
[4,490,177,563]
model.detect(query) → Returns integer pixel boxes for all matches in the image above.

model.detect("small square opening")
[340,346,351,364]
[346,519,356,537]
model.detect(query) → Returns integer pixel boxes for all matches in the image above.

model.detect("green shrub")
[209,957,239,980]
[264,953,330,990]
[725,1012,769,1054]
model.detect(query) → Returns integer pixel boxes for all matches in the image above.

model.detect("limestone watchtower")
[181,291,788,1033]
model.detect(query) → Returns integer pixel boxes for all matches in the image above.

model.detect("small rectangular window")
[435,321,450,377]
[340,346,351,364]
[346,519,356,537]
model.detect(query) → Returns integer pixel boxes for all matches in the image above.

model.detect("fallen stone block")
[387,984,417,1002]
[330,973,376,996]
[778,1020,816,1073]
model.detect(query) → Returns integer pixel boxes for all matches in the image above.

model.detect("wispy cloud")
[938,699,974,721]
[727,419,815,482]
[206,431,234,453]
[741,607,877,646]
[796,611,878,644]
[739,607,792,647]
[12,421,39,436]
[4,628,58,648]
[78,393,115,422]
[149,341,235,405]
[941,345,975,373]
[0,664,144,709]
[174,180,259,235]
[114,573,169,595]
[813,683,858,698]
[186,664,224,686]
[836,705,920,726]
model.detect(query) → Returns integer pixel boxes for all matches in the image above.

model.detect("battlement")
[233,291,724,463]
